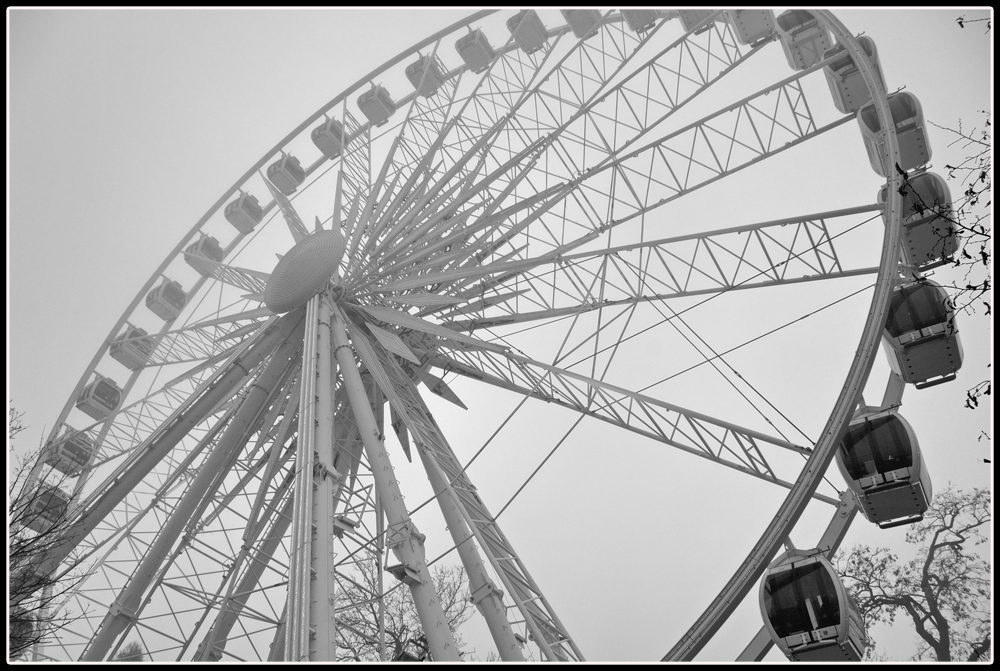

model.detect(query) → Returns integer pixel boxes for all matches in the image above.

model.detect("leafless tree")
[111,640,146,662]
[836,486,991,661]
[8,406,88,661]
[334,553,475,661]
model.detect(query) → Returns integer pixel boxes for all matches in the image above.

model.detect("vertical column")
[329,303,461,662]
[286,292,340,661]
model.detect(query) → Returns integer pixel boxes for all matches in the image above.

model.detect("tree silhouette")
[836,486,991,661]
[335,553,475,661]
[8,406,88,661]
[112,640,146,662]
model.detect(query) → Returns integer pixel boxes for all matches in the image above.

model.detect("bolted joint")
[384,560,425,586]
[108,600,137,625]
[469,580,505,606]
[385,520,426,550]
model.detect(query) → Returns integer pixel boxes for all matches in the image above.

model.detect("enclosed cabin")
[225,191,264,234]
[110,325,155,370]
[266,153,305,196]
[878,171,957,269]
[883,279,963,388]
[858,92,931,178]
[775,10,832,71]
[311,117,346,160]
[184,235,224,277]
[678,10,717,35]
[823,36,885,114]
[725,10,776,46]
[24,483,72,534]
[406,55,447,98]
[76,373,122,420]
[621,9,660,34]
[455,29,496,74]
[561,9,602,41]
[507,10,548,54]
[146,278,187,321]
[761,550,867,662]
[9,607,34,659]
[42,426,95,477]
[837,409,931,528]
[357,85,396,127]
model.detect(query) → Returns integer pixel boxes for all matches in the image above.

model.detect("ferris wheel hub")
[264,229,346,313]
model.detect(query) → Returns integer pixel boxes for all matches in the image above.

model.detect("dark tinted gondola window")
[885,283,949,337]
[765,563,841,638]
[840,415,913,480]
[93,380,120,409]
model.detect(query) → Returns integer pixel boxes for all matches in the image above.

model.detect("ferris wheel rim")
[32,9,906,662]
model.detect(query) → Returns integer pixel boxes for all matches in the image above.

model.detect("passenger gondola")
[725,10,775,46]
[883,279,963,388]
[677,10,716,35]
[506,10,548,54]
[775,10,832,70]
[621,9,660,34]
[311,117,347,160]
[184,235,224,277]
[561,9,601,41]
[25,484,71,534]
[266,153,305,195]
[878,171,958,269]
[760,549,867,661]
[110,325,155,370]
[455,29,495,74]
[146,278,187,321]
[858,92,931,178]
[357,85,397,127]
[823,36,885,114]
[43,426,95,477]
[836,409,931,528]
[76,374,122,420]
[224,191,264,234]
[405,55,446,98]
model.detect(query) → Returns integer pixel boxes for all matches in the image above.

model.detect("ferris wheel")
[18,9,954,662]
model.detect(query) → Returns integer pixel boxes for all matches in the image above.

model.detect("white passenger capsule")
[621,9,660,34]
[858,92,931,178]
[506,10,548,54]
[836,409,931,528]
[561,9,601,40]
[110,325,155,370]
[882,279,963,388]
[724,10,776,45]
[76,374,122,420]
[224,191,264,234]
[775,10,832,70]
[311,117,346,160]
[357,85,397,127]
[823,36,885,114]
[761,550,867,662]
[184,235,224,277]
[677,10,715,35]
[24,483,72,534]
[878,171,957,269]
[146,278,187,321]
[455,29,495,74]
[42,426,95,477]
[266,153,305,195]
[405,55,446,98]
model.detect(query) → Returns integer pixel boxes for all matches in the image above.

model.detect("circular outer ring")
[664,9,906,660]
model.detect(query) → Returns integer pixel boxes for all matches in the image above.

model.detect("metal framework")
[18,9,909,662]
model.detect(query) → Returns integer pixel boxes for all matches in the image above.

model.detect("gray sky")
[7,7,993,662]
